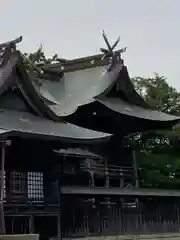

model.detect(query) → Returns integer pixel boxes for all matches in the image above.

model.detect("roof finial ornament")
[0,36,23,67]
[0,36,22,50]
[100,30,126,60]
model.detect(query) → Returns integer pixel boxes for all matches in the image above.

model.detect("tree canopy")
[132,74,180,115]
[132,74,180,189]
[23,44,59,65]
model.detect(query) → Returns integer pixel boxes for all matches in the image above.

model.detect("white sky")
[1,0,180,90]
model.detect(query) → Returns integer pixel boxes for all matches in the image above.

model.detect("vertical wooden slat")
[0,143,6,234]
[61,195,180,238]
[132,150,139,188]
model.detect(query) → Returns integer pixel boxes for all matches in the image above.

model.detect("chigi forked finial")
[100,30,126,59]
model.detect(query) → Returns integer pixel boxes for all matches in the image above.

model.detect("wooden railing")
[79,163,135,178]
[78,163,136,188]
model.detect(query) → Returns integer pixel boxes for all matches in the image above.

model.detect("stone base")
[69,233,180,240]
[0,234,39,240]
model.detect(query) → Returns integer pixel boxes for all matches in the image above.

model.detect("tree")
[23,44,59,65]
[131,74,180,188]
[132,73,180,115]
[136,151,180,189]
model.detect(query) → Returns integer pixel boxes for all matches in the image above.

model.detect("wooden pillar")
[29,215,34,233]
[56,180,62,240]
[0,142,6,234]
[104,158,109,188]
[90,170,95,188]
[132,150,139,188]
[57,215,61,238]
[120,173,124,188]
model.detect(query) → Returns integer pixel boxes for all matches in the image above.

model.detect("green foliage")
[132,73,180,115]
[23,44,59,65]
[132,74,180,188]
[137,152,180,188]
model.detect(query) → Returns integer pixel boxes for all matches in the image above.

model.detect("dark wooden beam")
[0,140,11,235]
[56,180,62,240]
[61,186,180,197]
[0,143,6,234]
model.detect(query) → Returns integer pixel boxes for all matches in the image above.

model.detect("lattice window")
[28,172,44,203]
[10,171,27,194]
[0,47,6,65]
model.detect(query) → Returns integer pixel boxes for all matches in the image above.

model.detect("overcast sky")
[0,0,180,90]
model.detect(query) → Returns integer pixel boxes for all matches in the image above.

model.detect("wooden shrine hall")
[0,34,180,240]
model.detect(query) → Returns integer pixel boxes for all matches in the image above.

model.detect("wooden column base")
[0,201,5,234]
